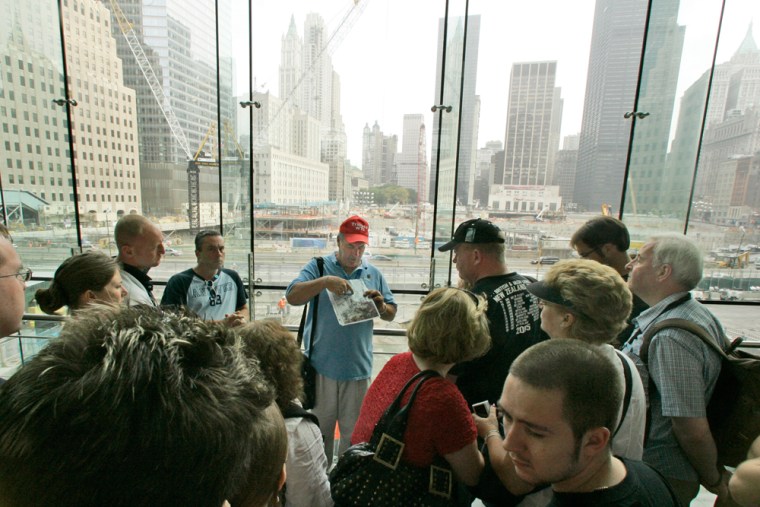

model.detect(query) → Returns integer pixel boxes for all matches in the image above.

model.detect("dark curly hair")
[238,319,305,409]
[0,305,275,507]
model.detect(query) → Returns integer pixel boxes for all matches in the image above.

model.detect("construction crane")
[109,0,226,232]
[222,120,249,213]
[187,120,249,227]
[186,123,219,230]
[108,0,192,161]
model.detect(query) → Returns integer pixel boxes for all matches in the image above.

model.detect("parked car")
[530,256,560,265]
[165,247,182,256]
[371,254,392,261]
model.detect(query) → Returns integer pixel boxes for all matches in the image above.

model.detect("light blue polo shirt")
[286,253,395,381]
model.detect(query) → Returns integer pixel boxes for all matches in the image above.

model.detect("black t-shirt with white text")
[452,272,547,406]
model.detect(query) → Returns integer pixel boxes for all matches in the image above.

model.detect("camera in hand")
[472,400,490,418]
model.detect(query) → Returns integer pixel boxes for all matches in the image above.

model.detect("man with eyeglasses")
[0,233,30,338]
[570,216,648,346]
[161,230,248,327]
[622,235,729,505]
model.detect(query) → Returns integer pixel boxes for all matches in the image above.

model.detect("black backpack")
[641,318,759,467]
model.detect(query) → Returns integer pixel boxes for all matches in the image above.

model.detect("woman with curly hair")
[35,251,127,314]
[524,259,645,459]
[351,287,492,490]
[238,319,333,507]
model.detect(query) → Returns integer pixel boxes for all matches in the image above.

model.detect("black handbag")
[329,370,456,507]
[296,257,324,410]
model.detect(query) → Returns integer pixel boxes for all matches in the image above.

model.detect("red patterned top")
[351,352,477,467]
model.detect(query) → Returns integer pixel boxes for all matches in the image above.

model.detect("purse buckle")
[373,433,404,470]
[429,464,453,499]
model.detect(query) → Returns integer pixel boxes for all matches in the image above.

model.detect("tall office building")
[395,114,428,202]
[665,25,760,220]
[554,134,580,207]
[302,13,334,133]
[623,0,684,215]
[490,61,563,214]
[429,15,480,206]
[279,16,303,111]
[575,0,683,214]
[250,91,329,205]
[473,140,502,207]
[278,13,348,203]
[362,122,396,187]
[501,61,563,187]
[107,0,234,215]
[574,0,647,213]
[0,0,140,220]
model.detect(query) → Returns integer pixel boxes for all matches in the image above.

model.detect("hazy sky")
[231,0,759,168]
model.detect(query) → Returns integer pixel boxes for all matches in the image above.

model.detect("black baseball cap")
[438,219,505,252]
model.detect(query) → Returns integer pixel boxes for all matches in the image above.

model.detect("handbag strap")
[297,257,324,354]
[612,350,633,438]
[370,370,440,446]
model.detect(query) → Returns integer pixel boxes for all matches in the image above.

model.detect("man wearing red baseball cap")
[286,215,396,458]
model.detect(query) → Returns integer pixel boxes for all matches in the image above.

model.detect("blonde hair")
[543,259,632,345]
[407,287,491,364]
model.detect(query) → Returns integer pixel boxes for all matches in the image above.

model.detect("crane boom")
[108,0,192,160]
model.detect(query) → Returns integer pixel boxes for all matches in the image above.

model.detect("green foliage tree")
[369,185,417,206]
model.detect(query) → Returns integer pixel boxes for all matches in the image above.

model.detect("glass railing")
[4,298,758,382]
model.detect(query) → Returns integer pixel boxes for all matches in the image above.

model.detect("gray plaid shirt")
[623,292,723,482]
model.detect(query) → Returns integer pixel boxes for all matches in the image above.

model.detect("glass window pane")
[623,0,725,235]
[0,0,78,287]
[431,0,471,289]
[246,1,444,302]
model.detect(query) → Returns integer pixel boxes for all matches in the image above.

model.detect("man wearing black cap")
[439,218,547,408]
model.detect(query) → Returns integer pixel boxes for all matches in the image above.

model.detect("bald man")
[114,214,165,306]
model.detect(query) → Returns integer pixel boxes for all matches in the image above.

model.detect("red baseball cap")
[339,215,370,244]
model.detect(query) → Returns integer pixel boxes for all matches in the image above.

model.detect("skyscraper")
[107,0,234,215]
[501,61,563,188]
[488,61,563,214]
[362,122,396,187]
[278,13,348,203]
[429,15,480,206]
[395,114,428,202]
[555,134,580,207]
[574,0,648,213]
[0,0,140,219]
[665,25,760,219]
[623,0,684,215]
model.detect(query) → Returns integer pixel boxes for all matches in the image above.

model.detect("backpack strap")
[640,318,728,363]
[297,257,325,354]
[613,350,633,438]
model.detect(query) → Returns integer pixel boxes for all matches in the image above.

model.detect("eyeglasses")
[0,267,32,282]
[207,279,222,306]
[577,246,601,259]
